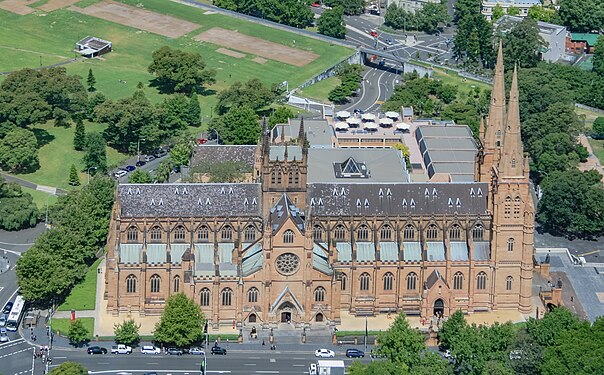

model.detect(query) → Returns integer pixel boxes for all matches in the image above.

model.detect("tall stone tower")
[490,65,534,314]
[258,117,309,215]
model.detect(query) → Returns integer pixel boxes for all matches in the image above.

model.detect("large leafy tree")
[49,362,88,375]
[213,0,313,28]
[326,0,365,15]
[68,318,89,345]
[82,132,107,174]
[128,169,153,183]
[593,35,604,76]
[499,17,547,69]
[73,117,86,151]
[154,293,205,347]
[592,116,604,137]
[148,46,216,94]
[0,178,39,231]
[114,319,141,346]
[317,7,347,39]
[385,2,448,33]
[170,138,194,167]
[268,106,295,129]
[216,79,275,115]
[186,90,201,127]
[377,313,427,369]
[453,0,494,67]
[0,127,39,172]
[557,0,604,32]
[158,94,191,136]
[527,5,556,23]
[210,105,260,145]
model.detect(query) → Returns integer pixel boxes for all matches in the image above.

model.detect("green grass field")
[20,186,58,210]
[432,67,491,99]
[53,317,95,339]
[59,258,102,311]
[298,76,340,103]
[19,121,128,189]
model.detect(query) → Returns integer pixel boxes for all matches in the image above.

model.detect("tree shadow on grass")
[31,127,55,147]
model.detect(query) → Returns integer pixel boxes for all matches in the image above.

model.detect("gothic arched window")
[380,225,392,241]
[173,225,186,242]
[150,274,161,293]
[245,225,256,242]
[126,275,136,293]
[221,225,232,241]
[514,197,521,218]
[313,225,323,241]
[283,229,294,244]
[200,288,210,306]
[360,273,370,291]
[341,273,347,291]
[426,224,438,240]
[314,287,326,302]
[403,224,415,240]
[127,226,138,242]
[197,225,209,241]
[248,287,259,303]
[357,224,369,241]
[383,272,394,291]
[334,225,346,241]
[173,276,180,293]
[406,272,417,290]
[221,288,232,306]
[506,276,513,291]
[476,272,487,290]
[150,226,162,242]
[507,238,515,252]
[453,272,464,290]
[449,224,461,240]
[472,224,484,241]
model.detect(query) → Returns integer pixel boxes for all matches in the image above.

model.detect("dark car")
[124,165,136,172]
[87,346,107,355]
[2,302,13,315]
[154,149,168,158]
[211,346,227,355]
[167,347,183,356]
[346,348,365,358]
[353,108,365,115]
[135,160,146,167]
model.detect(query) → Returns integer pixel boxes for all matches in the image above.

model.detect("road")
[336,64,401,113]
[43,349,374,374]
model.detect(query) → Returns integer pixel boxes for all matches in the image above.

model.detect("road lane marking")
[244,363,257,366]
[269,358,276,362]
[0,347,33,358]
[255,372,279,374]
[293,364,306,367]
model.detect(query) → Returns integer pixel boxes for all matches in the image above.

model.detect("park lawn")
[53,317,95,339]
[589,138,604,164]
[432,67,491,99]
[0,47,69,73]
[19,121,128,189]
[575,106,601,130]
[59,258,102,311]
[298,76,340,103]
[20,186,58,210]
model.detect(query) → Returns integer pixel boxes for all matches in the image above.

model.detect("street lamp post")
[87,166,97,184]
[137,138,146,162]
[44,194,51,229]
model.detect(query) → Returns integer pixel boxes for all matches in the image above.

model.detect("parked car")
[113,170,128,179]
[167,347,183,356]
[111,344,132,354]
[0,328,8,342]
[0,315,6,327]
[87,346,107,355]
[124,165,136,172]
[154,149,168,158]
[346,348,365,358]
[143,155,156,162]
[211,346,227,355]
[189,347,205,355]
[135,160,146,167]
[385,39,394,45]
[315,348,335,358]
[141,345,161,354]
[2,302,13,315]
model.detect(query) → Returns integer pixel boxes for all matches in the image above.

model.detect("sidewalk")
[578,134,604,182]
[0,171,67,196]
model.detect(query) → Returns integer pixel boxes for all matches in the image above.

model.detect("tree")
[53,107,70,127]
[186,90,201,127]
[499,17,547,69]
[114,319,141,346]
[213,0,313,27]
[191,161,249,183]
[593,36,604,76]
[82,132,107,174]
[377,313,426,369]
[87,68,96,92]
[454,11,494,67]
[158,94,190,136]
[69,164,80,186]
[73,117,86,151]
[210,106,260,145]
[328,85,351,104]
[268,106,295,129]
[592,116,604,137]
[0,128,39,172]
[68,318,89,345]
[154,293,205,347]
[537,169,604,238]
[170,138,194,167]
[492,4,505,22]
[507,6,520,16]
[148,46,216,94]
[155,158,173,183]
[48,362,88,375]
[216,79,275,115]
[438,310,467,350]
[128,169,153,183]
[557,0,604,32]
[327,0,365,15]
[415,2,449,34]
[0,178,39,231]
[318,7,346,39]
[527,5,556,23]
[385,4,412,31]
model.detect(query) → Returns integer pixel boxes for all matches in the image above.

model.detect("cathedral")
[104,42,534,329]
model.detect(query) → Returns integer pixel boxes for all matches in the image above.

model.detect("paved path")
[0,58,83,76]
[578,134,604,181]
[0,172,67,196]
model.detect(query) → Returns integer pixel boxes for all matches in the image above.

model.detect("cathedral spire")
[485,39,506,151]
[262,117,269,158]
[479,116,485,141]
[284,142,288,161]
[500,64,524,178]
[298,116,305,146]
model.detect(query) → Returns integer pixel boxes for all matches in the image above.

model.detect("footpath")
[0,171,67,196]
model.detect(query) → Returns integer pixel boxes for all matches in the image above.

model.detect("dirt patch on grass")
[0,0,36,15]
[216,48,245,58]
[252,57,267,64]
[38,0,79,11]
[69,0,200,38]
[194,27,319,67]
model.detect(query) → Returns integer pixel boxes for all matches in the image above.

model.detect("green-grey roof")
[313,243,332,275]
[474,241,490,261]
[357,242,375,261]
[120,244,142,264]
[450,242,469,261]
[242,243,263,276]
[195,262,215,277]
[270,145,303,161]
[218,243,234,263]
[336,242,352,262]
[571,33,600,45]
[147,244,167,264]
[380,242,399,261]
[195,243,214,263]
[427,242,446,261]
[403,242,422,262]
[170,244,189,265]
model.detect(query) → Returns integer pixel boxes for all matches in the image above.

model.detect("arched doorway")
[433,299,444,317]
[315,313,324,322]
[278,301,294,323]
[248,313,257,323]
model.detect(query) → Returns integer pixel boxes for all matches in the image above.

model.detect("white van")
[141,345,161,354]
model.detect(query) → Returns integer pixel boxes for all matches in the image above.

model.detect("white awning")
[396,122,411,130]
[335,121,349,130]
[385,111,400,119]
[336,110,350,118]
[379,117,394,125]
[346,117,361,125]
[364,121,378,129]
[361,113,376,121]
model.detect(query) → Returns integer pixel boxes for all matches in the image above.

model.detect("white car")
[0,316,6,327]
[0,327,8,342]
[141,345,161,354]
[315,348,335,358]
[113,170,128,178]
[189,347,205,355]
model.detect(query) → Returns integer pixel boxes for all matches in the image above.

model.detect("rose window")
[275,253,300,275]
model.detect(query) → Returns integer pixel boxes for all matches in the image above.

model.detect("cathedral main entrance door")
[433,299,444,317]
[281,312,292,323]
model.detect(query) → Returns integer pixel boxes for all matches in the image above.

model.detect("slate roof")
[118,184,262,218]
[307,182,488,216]
[426,269,447,289]
[190,145,256,169]
[270,194,305,233]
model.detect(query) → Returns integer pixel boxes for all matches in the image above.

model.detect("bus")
[6,295,25,332]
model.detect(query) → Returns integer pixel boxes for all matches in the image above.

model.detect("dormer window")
[334,157,369,178]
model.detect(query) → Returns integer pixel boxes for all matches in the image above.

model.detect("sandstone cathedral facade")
[104,43,534,329]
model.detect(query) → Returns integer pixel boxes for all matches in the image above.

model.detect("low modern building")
[494,15,566,62]
[481,0,542,21]
[385,0,440,14]
[75,36,112,58]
